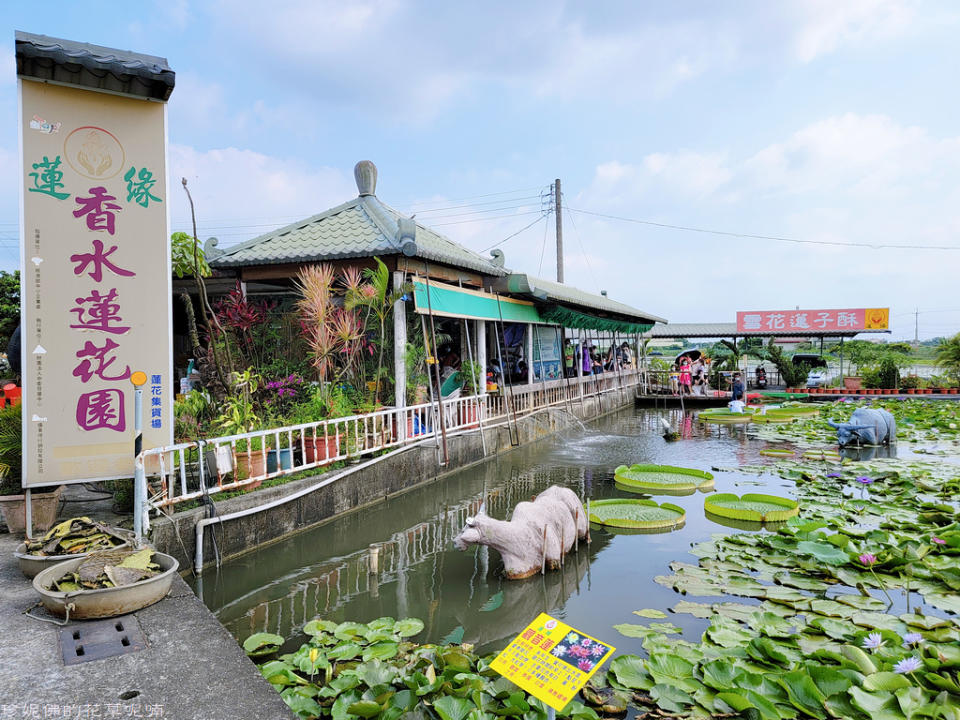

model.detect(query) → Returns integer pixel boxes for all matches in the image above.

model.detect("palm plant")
[935,332,960,385]
[346,257,410,405]
[0,403,22,495]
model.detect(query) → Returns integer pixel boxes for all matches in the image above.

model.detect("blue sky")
[3,1,960,340]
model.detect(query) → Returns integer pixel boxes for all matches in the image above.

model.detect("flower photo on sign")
[549,632,611,673]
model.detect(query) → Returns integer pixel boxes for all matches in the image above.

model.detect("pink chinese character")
[73,338,131,383]
[73,187,121,234]
[76,389,125,431]
[814,311,833,328]
[70,239,136,283]
[765,313,785,330]
[69,288,131,335]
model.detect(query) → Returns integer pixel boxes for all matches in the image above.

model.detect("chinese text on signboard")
[736,308,889,334]
[490,613,615,712]
[20,80,172,487]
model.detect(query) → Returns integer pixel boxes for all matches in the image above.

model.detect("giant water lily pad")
[700,410,753,424]
[774,404,821,417]
[759,448,795,458]
[750,413,797,424]
[589,498,686,529]
[614,464,714,493]
[704,493,799,522]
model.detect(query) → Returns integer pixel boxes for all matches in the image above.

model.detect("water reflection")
[193,407,797,656]
[840,444,898,462]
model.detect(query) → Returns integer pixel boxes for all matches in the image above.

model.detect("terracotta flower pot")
[458,403,481,429]
[298,434,340,464]
[950,388,959,394]
[234,448,268,482]
[0,485,64,535]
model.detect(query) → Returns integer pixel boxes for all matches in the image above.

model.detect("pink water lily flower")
[931,537,946,545]
[858,553,877,566]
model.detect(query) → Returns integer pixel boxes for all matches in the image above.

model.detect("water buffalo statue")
[452,486,588,579]
[828,407,896,447]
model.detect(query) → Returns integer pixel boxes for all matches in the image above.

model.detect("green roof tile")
[210,195,506,276]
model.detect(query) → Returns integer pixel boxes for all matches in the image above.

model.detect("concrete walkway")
[0,531,293,719]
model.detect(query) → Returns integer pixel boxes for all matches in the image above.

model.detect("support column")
[526,324,535,386]
[476,320,487,397]
[393,271,407,411]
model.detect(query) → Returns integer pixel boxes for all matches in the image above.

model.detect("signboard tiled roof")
[16,31,175,100]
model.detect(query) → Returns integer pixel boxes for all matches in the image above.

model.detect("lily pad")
[243,632,285,657]
[614,464,715,492]
[700,410,754,424]
[760,448,795,457]
[704,493,799,522]
[589,498,686,529]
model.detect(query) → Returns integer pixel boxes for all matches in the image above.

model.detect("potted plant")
[290,385,348,464]
[214,370,267,483]
[843,376,863,391]
[0,404,63,534]
[455,359,485,428]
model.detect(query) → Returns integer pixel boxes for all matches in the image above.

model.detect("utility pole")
[554,178,564,283]
[914,308,919,347]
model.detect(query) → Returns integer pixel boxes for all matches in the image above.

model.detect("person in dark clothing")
[731,372,744,401]
[6,325,20,378]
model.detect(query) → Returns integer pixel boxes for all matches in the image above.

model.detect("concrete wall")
[151,389,632,572]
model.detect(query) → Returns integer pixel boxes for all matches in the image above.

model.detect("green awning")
[412,280,542,323]
[538,304,653,334]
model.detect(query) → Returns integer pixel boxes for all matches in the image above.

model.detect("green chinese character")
[124,166,162,208]
[28,155,70,200]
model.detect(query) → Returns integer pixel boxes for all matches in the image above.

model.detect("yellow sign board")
[864,308,889,330]
[19,79,173,487]
[489,613,615,712]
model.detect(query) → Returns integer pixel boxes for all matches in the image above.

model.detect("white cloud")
[787,0,919,62]
[168,145,355,245]
[568,112,960,336]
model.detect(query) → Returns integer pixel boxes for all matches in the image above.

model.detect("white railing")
[138,370,641,515]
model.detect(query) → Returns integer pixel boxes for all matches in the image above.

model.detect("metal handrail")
[138,373,641,517]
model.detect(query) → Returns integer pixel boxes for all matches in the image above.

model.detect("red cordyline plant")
[296,264,369,392]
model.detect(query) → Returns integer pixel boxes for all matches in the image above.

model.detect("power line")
[481,212,550,252]
[566,207,960,251]
[414,203,542,221]
[434,209,546,228]
[408,186,545,207]
[564,200,599,291]
[537,210,550,276]
[409,194,541,214]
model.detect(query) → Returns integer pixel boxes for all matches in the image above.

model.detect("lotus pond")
[192,399,960,719]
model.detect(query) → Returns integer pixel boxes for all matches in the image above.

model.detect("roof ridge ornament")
[489,249,505,267]
[397,216,418,257]
[354,160,377,196]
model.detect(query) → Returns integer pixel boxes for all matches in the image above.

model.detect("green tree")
[934,332,960,384]
[759,340,812,387]
[0,271,20,350]
[831,339,879,372]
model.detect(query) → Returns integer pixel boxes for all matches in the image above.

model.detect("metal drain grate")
[60,615,146,665]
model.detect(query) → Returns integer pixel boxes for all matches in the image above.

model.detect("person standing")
[679,356,692,395]
[564,340,575,378]
[732,372,744,402]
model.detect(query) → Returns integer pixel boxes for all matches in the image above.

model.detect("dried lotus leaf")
[117,549,154,570]
[104,565,149,587]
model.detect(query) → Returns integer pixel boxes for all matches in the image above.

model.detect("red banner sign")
[736,308,889,333]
